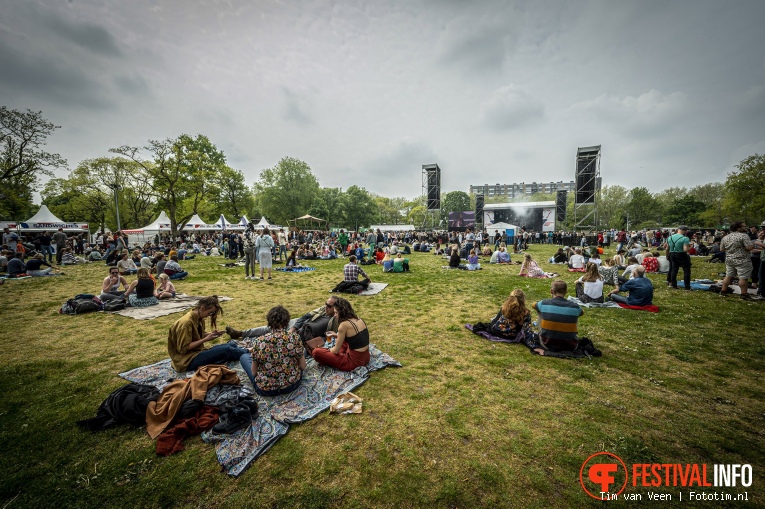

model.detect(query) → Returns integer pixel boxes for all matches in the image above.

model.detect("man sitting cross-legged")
[533,280,583,353]
[608,265,654,306]
[226,295,340,347]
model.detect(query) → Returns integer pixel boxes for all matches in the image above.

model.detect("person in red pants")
[311,298,370,371]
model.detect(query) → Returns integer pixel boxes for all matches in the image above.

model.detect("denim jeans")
[41,245,54,263]
[169,271,188,280]
[187,341,248,371]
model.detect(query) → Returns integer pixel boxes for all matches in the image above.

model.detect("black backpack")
[60,295,102,315]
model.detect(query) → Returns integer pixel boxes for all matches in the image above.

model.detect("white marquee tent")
[183,214,221,231]
[11,205,90,233]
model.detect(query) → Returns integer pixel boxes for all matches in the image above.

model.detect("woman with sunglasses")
[99,266,129,302]
[311,298,370,371]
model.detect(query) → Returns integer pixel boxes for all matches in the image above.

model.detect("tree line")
[2,107,763,233]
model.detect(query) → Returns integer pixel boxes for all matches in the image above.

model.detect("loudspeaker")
[426,167,441,210]
[576,159,596,204]
[475,195,484,224]
[556,190,567,222]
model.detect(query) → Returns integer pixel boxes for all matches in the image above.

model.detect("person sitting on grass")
[25,253,62,276]
[519,253,546,278]
[619,256,641,283]
[489,289,531,340]
[449,248,467,269]
[311,298,370,371]
[549,247,568,264]
[533,280,583,353]
[167,295,248,372]
[598,258,620,286]
[61,248,88,265]
[117,252,138,275]
[163,255,188,280]
[382,252,394,272]
[608,265,654,306]
[123,268,159,307]
[568,248,585,270]
[393,252,410,272]
[466,249,481,271]
[641,252,659,273]
[7,252,27,276]
[613,249,626,268]
[491,243,511,264]
[100,267,129,302]
[575,262,604,303]
[155,273,177,299]
[285,248,302,269]
[481,244,493,256]
[239,305,306,396]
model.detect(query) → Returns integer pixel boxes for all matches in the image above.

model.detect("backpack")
[103,299,126,312]
[60,295,103,315]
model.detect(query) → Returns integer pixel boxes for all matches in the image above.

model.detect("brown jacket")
[146,365,239,438]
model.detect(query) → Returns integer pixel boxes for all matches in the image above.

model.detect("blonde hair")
[501,289,528,325]
[158,273,169,281]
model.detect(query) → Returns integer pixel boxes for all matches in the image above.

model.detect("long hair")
[581,262,601,282]
[194,295,223,329]
[501,289,528,324]
[334,298,358,323]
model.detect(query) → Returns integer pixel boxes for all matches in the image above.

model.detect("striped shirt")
[533,297,583,351]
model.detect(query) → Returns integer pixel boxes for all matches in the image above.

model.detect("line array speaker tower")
[422,163,441,211]
[555,190,567,223]
[575,146,600,204]
[475,194,484,226]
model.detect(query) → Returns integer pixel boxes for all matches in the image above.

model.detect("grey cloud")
[480,85,544,131]
[113,74,150,96]
[282,88,313,125]
[40,10,122,57]
[0,42,113,110]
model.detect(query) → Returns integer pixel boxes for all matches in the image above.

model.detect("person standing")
[257,227,275,280]
[36,231,54,263]
[720,221,755,300]
[52,228,68,264]
[277,228,288,261]
[667,225,691,290]
[242,224,257,280]
[338,229,349,257]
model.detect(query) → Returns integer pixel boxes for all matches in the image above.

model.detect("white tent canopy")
[255,216,270,227]
[485,222,518,232]
[122,211,172,234]
[183,214,220,231]
[218,214,244,231]
[18,205,89,233]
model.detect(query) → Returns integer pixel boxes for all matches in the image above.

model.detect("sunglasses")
[325,302,335,308]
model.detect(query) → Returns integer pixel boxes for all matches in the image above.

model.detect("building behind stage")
[470,181,576,200]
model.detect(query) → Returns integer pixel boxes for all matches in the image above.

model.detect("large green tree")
[597,185,629,229]
[663,195,707,226]
[255,157,320,225]
[342,185,378,230]
[625,187,660,228]
[111,135,227,235]
[440,190,472,224]
[212,166,254,220]
[723,154,765,224]
[689,182,725,226]
[308,187,344,228]
[1,107,67,219]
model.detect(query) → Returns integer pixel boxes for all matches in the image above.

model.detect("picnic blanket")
[567,268,586,273]
[111,295,233,320]
[615,303,660,313]
[219,261,245,267]
[676,281,713,291]
[464,323,524,344]
[0,274,32,280]
[566,296,621,309]
[359,282,388,295]
[275,267,315,273]
[119,343,401,476]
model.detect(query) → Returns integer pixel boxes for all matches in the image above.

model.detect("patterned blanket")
[566,296,621,309]
[274,266,316,272]
[119,343,401,476]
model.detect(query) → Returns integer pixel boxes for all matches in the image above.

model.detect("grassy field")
[0,244,762,508]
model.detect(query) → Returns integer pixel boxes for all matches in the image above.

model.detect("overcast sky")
[3,0,764,201]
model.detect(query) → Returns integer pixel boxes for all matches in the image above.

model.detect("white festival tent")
[218,214,244,231]
[239,216,250,227]
[485,222,519,241]
[11,205,89,233]
[183,214,222,231]
[122,211,172,244]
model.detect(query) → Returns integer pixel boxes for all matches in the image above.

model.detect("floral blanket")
[119,343,401,476]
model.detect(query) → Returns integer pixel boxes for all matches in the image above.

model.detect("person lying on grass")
[227,295,340,345]
[167,295,248,372]
[311,298,370,372]
[239,305,306,396]
[489,289,531,340]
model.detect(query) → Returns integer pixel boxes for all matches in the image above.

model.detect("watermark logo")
[580,452,628,500]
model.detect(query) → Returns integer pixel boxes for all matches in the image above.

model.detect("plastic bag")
[329,392,362,414]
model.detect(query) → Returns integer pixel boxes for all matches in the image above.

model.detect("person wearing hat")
[666,226,691,290]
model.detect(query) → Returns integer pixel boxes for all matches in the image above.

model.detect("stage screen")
[448,211,475,231]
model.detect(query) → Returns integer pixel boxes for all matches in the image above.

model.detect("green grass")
[0,246,762,508]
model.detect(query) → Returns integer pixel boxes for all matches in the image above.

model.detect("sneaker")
[267,276,272,280]
[740,294,753,301]
[750,295,764,301]
[245,275,250,280]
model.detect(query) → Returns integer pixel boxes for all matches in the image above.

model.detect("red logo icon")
[580,452,628,500]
